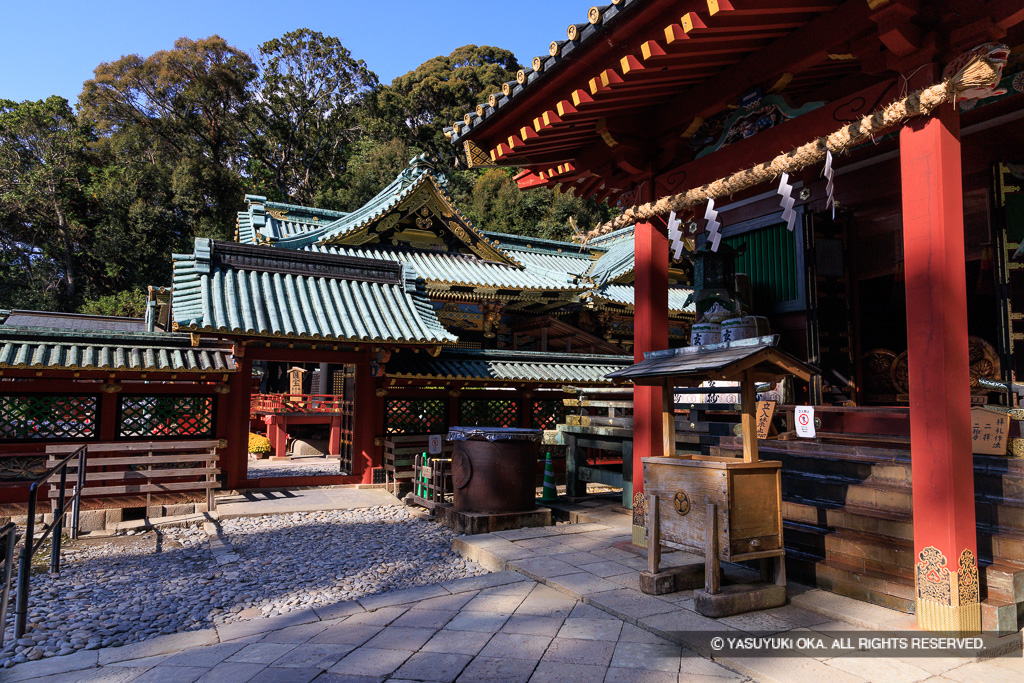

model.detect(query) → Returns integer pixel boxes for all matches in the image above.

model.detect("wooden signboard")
[755,400,776,440]
[971,406,1009,455]
[288,367,307,395]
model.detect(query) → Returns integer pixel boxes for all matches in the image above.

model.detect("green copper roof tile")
[307,244,581,291]
[386,348,630,384]
[0,327,235,373]
[172,239,457,345]
[592,283,696,315]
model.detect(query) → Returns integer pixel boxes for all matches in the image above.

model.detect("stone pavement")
[5,496,1023,682]
[452,511,1024,683]
[215,487,398,519]
[0,571,747,683]
[5,565,1022,683]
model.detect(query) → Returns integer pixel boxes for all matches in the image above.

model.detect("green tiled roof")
[0,327,234,373]
[306,244,581,291]
[172,239,457,345]
[588,228,637,285]
[237,195,347,245]
[591,284,696,315]
[386,348,631,384]
[482,231,598,277]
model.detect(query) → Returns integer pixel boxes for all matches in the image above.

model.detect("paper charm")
[778,171,797,232]
[667,210,686,262]
[824,149,836,219]
[704,198,721,252]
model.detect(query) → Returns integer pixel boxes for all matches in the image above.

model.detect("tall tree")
[380,45,520,160]
[246,29,379,206]
[464,168,615,242]
[0,96,93,307]
[78,35,256,239]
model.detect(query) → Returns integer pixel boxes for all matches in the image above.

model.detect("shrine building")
[448,0,1024,633]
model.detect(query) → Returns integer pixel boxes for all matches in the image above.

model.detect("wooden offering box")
[608,335,814,617]
[643,456,782,563]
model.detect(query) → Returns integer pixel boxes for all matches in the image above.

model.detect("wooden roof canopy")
[606,335,815,385]
[452,0,1024,203]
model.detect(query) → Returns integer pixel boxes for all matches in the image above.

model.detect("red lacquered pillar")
[354,360,379,484]
[223,357,252,489]
[900,103,979,632]
[633,196,669,542]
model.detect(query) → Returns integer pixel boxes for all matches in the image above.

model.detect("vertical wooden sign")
[755,400,777,439]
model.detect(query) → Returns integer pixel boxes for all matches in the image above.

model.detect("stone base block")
[694,582,786,618]
[981,599,1018,635]
[104,508,123,527]
[76,509,107,533]
[640,562,710,595]
[435,504,551,535]
[163,503,195,517]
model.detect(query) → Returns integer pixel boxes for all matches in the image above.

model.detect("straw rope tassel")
[582,51,1005,243]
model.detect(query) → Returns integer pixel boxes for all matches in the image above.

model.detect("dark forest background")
[0,31,614,316]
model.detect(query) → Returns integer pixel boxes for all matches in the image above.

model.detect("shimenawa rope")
[580,52,1004,243]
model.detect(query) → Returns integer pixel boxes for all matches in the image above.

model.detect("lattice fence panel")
[531,399,568,430]
[459,399,520,428]
[385,399,448,434]
[0,395,98,440]
[119,396,215,438]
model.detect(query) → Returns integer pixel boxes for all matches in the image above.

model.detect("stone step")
[980,561,1024,604]
[979,525,1024,567]
[782,471,913,514]
[787,551,915,613]
[982,597,1024,634]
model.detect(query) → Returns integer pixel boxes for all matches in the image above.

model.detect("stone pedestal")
[435,503,551,535]
[693,582,786,618]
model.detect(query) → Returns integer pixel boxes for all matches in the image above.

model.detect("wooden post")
[900,100,979,632]
[565,434,580,498]
[662,380,676,457]
[354,361,378,484]
[329,416,342,456]
[98,391,118,442]
[222,357,252,489]
[648,493,661,573]
[740,369,759,463]
[633,199,669,500]
[705,501,720,595]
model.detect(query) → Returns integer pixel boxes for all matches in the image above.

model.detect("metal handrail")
[0,522,17,648]
[13,445,88,638]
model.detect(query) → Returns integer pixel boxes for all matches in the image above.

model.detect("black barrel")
[447,427,543,513]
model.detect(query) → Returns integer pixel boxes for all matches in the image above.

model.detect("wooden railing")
[382,435,452,496]
[45,440,221,512]
[250,394,350,415]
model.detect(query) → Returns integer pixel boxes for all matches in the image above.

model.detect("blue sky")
[0,0,593,104]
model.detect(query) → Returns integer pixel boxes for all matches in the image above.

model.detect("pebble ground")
[246,460,343,479]
[0,505,486,668]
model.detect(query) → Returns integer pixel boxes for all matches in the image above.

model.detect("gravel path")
[247,461,343,479]
[0,505,486,668]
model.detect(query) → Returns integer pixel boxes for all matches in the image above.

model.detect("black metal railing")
[0,522,17,647]
[13,445,87,638]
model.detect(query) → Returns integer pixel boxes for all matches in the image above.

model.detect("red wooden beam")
[652,0,874,136]
[0,379,225,394]
[244,347,368,364]
[653,77,898,196]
